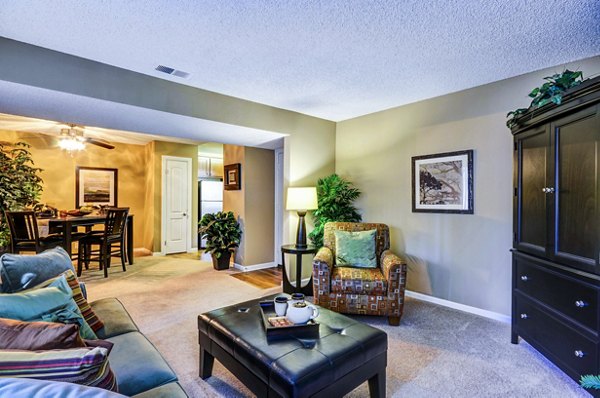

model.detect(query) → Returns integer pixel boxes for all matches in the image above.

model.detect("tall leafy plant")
[0,142,44,249]
[507,69,585,128]
[308,174,362,248]
[198,211,242,259]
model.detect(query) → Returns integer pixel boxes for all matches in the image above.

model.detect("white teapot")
[286,302,319,324]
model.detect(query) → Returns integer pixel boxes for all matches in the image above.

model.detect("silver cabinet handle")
[575,300,588,308]
[542,187,548,193]
[547,187,555,193]
[520,275,529,281]
[574,350,585,358]
[520,313,528,319]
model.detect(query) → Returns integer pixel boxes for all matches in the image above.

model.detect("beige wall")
[244,147,275,265]
[151,141,199,253]
[223,145,275,266]
[335,55,600,316]
[223,145,246,264]
[0,131,148,250]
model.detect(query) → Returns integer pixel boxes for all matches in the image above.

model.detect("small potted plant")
[198,211,242,270]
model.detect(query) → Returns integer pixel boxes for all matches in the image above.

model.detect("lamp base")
[295,210,308,248]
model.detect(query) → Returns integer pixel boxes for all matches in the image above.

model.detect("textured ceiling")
[0,1,599,121]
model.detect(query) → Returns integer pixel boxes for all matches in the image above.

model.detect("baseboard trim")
[152,252,165,256]
[405,290,511,324]
[234,262,277,272]
[187,248,198,253]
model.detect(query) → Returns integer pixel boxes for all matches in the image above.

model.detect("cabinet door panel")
[516,127,549,256]
[553,108,600,271]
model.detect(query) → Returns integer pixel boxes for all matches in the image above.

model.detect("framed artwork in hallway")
[224,163,241,190]
[411,150,473,214]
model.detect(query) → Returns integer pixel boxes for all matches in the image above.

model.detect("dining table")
[44,213,134,265]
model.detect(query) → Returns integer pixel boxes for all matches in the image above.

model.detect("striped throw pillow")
[0,346,118,392]
[32,270,104,333]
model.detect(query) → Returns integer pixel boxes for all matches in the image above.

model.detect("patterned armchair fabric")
[312,222,407,325]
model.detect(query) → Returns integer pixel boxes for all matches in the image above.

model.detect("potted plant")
[308,174,362,248]
[0,142,44,253]
[198,211,242,270]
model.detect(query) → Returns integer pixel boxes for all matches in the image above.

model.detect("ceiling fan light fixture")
[59,127,86,152]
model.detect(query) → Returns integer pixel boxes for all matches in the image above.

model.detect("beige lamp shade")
[286,187,318,211]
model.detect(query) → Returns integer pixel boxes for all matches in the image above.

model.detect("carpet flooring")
[80,255,590,397]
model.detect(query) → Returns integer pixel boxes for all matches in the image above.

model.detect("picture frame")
[411,150,473,214]
[76,166,118,208]
[224,163,241,191]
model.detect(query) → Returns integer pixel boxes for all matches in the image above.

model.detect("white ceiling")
[0,1,599,122]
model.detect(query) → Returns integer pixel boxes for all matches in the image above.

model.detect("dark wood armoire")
[511,75,600,394]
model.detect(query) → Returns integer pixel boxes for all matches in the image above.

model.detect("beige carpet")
[81,255,589,397]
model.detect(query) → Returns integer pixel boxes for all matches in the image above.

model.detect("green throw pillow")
[0,275,97,339]
[334,229,377,268]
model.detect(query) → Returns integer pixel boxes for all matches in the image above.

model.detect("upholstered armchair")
[312,222,407,325]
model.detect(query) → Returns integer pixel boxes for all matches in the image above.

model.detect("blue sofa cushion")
[90,298,139,339]
[0,247,74,293]
[0,378,126,398]
[132,382,188,398]
[107,331,177,396]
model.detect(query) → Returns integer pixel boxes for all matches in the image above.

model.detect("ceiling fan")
[59,125,115,150]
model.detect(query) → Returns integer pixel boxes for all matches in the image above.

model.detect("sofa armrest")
[312,247,333,297]
[381,249,407,302]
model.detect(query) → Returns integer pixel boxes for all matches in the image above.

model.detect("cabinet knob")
[520,313,528,319]
[575,300,588,308]
[574,350,585,358]
[520,275,529,281]
[542,187,548,193]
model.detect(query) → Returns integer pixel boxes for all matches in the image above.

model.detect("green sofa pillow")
[0,275,96,339]
[334,229,377,268]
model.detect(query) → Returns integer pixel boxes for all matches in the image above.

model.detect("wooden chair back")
[104,208,129,239]
[5,211,40,245]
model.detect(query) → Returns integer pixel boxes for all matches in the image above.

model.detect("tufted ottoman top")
[198,294,387,397]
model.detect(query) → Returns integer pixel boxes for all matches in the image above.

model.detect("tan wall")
[0,131,148,250]
[335,55,600,316]
[151,141,199,253]
[223,145,246,264]
[244,147,274,265]
[223,145,275,266]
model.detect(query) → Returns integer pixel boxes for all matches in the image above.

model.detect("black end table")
[281,244,317,295]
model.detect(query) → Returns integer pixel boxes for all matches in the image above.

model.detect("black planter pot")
[212,252,232,271]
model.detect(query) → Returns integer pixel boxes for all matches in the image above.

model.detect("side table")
[281,244,317,295]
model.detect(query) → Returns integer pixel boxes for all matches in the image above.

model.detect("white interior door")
[163,156,191,254]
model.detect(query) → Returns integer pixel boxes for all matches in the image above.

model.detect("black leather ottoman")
[198,294,387,398]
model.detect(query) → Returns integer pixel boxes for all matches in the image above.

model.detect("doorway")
[161,156,193,254]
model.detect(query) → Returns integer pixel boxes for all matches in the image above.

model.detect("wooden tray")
[259,301,319,341]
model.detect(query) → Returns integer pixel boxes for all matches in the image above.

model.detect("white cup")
[274,296,289,316]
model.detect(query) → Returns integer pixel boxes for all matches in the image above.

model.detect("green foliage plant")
[0,142,44,248]
[580,374,600,390]
[198,211,242,259]
[507,69,584,129]
[308,174,362,248]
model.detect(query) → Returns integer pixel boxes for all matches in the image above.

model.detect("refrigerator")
[198,179,223,248]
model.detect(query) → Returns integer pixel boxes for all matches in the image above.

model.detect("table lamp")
[286,187,318,248]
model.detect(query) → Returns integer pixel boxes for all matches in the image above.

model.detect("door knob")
[182,213,187,217]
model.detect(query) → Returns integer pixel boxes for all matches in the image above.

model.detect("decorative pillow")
[0,377,126,398]
[0,346,118,392]
[33,270,104,333]
[0,317,85,350]
[334,229,377,268]
[0,247,73,293]
[0,275,97,339]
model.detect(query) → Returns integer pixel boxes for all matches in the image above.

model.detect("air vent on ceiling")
[155,65,190,79]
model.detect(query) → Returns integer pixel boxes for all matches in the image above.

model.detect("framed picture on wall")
[76,166,118,208]
[411,150,473,214]
[224,163,241,191]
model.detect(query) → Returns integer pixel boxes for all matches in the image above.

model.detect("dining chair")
[4,211,64,254]
[77,208,129,278]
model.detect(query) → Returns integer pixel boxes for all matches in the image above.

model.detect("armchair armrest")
[381,249,407,303]
[312,247,333,297]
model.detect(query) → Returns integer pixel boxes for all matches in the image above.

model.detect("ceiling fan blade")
[84,137,115,149]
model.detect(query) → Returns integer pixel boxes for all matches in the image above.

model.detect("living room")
[1,2,600,397]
